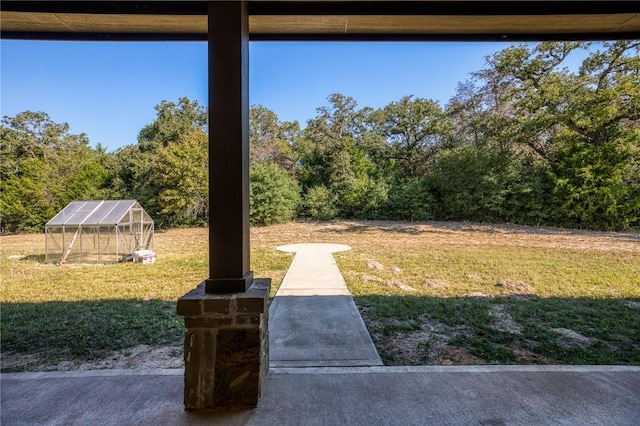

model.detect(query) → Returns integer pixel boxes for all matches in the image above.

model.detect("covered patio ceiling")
[2,1,640,42]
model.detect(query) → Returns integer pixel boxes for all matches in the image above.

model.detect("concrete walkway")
[269,243,383,367]
[2,242,640,425]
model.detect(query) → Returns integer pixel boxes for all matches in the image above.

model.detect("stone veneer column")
[177,278,270,410]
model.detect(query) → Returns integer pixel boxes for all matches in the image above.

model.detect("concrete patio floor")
[2,365,639,425]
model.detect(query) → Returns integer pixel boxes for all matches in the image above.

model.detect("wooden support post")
[206,0,253,293]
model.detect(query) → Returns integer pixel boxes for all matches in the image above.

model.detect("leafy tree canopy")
[3,41,638,233]
[1,111,106,233]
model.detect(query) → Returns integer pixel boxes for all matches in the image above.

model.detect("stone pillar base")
[176,278,270,410]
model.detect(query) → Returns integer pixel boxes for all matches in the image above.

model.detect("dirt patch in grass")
[625,301,640,309]
[367,315,487,366]
[551,328,595,348]
[1,345,183,372]
[366,260,385,270]
[362,274,384,282]
[384,279,416,292]
[423,279,447,289]
[496,278,534,294]
[70,345,183,370]
[437,347,490,365]
[508,346,554,364]
[489,305,522,335]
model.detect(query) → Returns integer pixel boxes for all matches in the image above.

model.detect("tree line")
[2,41,639,233]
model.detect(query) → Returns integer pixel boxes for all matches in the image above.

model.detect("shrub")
[382,177,434,221]
[250,162,301,226]
[302,185,337,221]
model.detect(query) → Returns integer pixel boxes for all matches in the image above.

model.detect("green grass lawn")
[1,221,639,371]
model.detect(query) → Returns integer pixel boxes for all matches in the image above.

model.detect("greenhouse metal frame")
[45,200,154,264]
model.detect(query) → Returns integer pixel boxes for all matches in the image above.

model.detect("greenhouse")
[45,200,154,264]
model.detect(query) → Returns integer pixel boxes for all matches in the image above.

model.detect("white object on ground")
[133,249,156,264]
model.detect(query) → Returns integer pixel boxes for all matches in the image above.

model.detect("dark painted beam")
[0,32,207,41]
[206,0,253,293]
[248,1,640,16]
[3,1,638,16]
[0,1,206,15]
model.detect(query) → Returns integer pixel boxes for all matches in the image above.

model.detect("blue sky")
[1,40,516,152]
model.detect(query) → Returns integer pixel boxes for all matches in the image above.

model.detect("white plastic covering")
[45,200,154,264]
